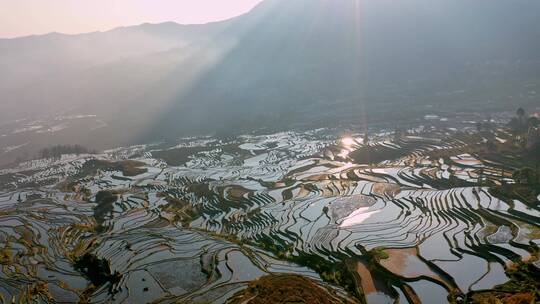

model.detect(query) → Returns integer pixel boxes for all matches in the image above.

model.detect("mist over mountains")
[2,0,540,144]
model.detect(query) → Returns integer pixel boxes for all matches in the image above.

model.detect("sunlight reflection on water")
[340,206,381,227]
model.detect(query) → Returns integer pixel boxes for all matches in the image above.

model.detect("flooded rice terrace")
[0,117,539,303]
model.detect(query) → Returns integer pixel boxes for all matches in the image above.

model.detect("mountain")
[2,0,540,150]
[147,0,540,138]
[0,20,231,120]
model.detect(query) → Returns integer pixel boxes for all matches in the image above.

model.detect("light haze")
[0,0,263,38]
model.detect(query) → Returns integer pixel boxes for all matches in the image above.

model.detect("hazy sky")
[0,0,264,38]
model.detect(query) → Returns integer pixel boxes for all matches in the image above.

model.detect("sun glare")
[341,137,356,147]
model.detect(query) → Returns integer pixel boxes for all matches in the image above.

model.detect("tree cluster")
[513,167,540,186]
[39,145,96,159]
[508,107,539,133]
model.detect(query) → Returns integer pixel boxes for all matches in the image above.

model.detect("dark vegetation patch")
[39,144,96,159]
[254,236,362,300]
[350,144,408,165]
[466,260,540,304]
[0,173,17,191]
[368,247,389,261]
[478,108,539,168]
[0,246,13,264]
[177,179,256,216]
[470,292,535,304]
[489,167,540,206]
[158,193,201,227]
[489,172,540,206]
[492,260,540,299]
[349,137,439,165]
[111,174,133,181]
[56,181,92,200]
[228,274,358,304]
[202,231,362,299]
[152,146,209,166]
[18,178,59,189]
[480,141,540,170]
[94,190,119,232]
[79,159,147,177]
[1,169,56,191]
[74,253,121,289]
[152,144,250,166]
[24,193,43,201]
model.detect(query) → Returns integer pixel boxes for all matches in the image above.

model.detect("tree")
[38,144,95,159]
[508,117,520,131]
[512,167,539,185]
[517,107,526,123]
[527,116,539,129]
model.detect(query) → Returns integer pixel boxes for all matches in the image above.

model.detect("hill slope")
[1,0,540,151]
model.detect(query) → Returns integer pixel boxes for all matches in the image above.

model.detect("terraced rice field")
[0,121,538,303]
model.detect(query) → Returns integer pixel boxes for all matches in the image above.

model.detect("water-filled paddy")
[0,120,538,303]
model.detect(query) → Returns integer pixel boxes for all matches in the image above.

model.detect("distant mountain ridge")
[142,0,540,139]
[0,20,231,113]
